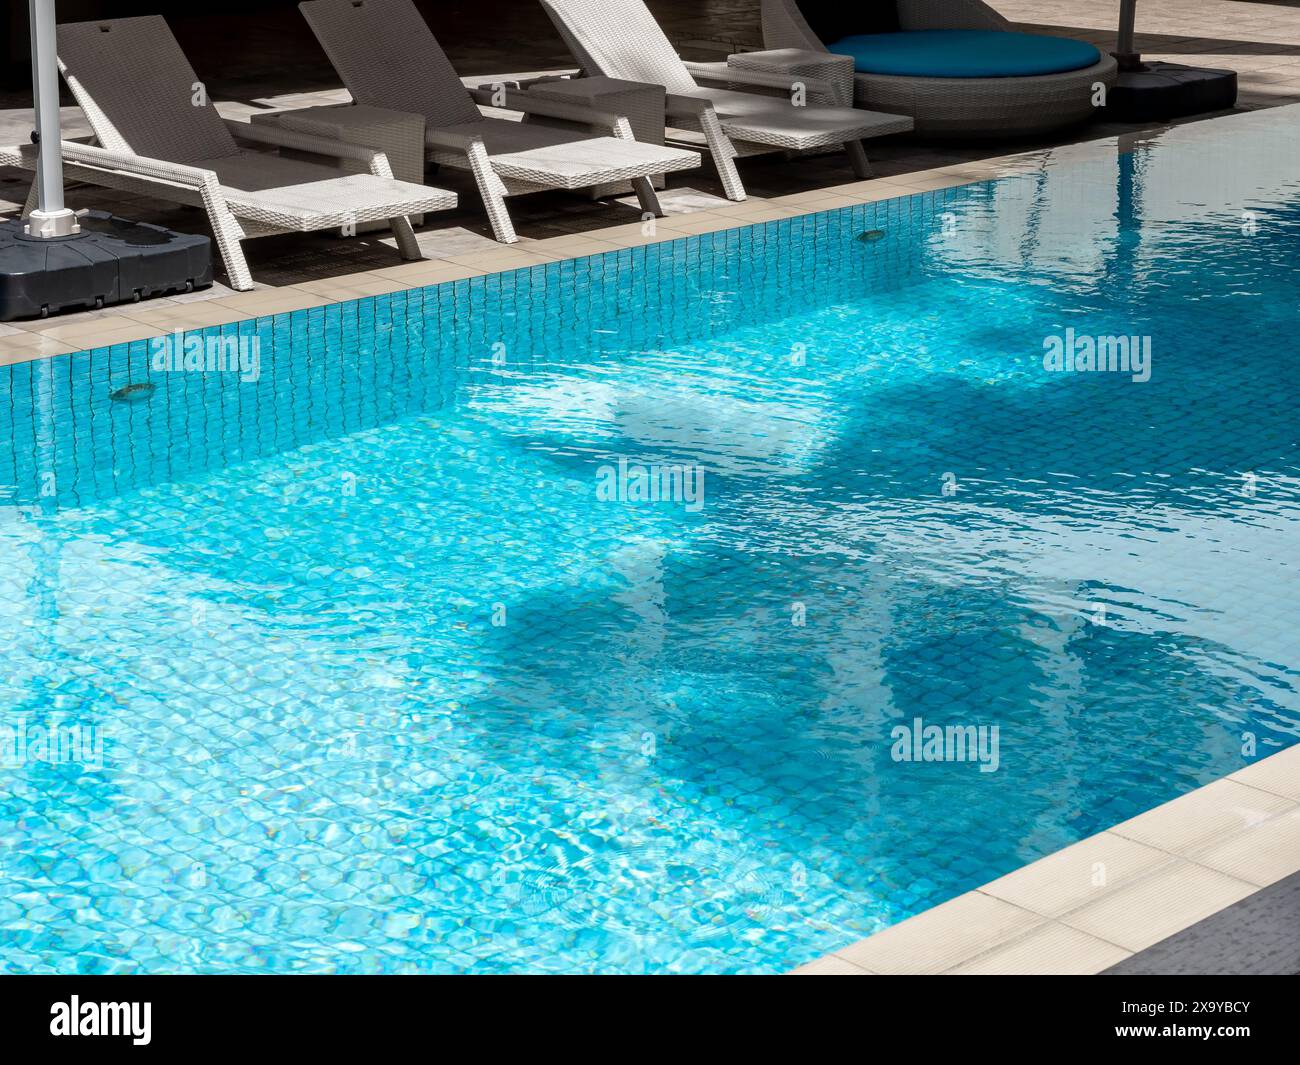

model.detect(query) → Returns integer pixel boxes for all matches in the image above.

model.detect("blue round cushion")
[829,29,1102,78]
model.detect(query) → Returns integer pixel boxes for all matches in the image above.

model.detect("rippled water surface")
[2,111,1299,972]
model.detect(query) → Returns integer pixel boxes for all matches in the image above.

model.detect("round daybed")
[760,0,1118,138]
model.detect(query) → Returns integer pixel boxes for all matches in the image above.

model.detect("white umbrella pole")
[1114,0,1142,72]
[25,0,79,238]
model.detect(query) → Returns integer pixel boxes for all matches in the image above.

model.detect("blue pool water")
[2,111,1299,973]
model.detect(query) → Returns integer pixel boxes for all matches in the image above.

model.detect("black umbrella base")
[1106,61,1238,123]
[0,211,211,321]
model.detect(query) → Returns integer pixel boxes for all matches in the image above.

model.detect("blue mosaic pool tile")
[1,118,1298,972]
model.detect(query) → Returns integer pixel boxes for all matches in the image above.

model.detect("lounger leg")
[699,108,746,202]
[388,216,422,260]
[846,141,872,179]
[21,179,39,218]
[466,141,518,244]
[197,180,256,291]
[212,225,255,292]
[630,176,663,218]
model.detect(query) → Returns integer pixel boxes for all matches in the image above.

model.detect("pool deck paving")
[4,0,1300,352]
[0,152,1070,362]
[793,742,1300,975]
[1105,868,1300,976]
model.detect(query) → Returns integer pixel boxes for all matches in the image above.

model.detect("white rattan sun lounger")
[299,0,702,244]
[538,0,914,201]
[0,15,457,291]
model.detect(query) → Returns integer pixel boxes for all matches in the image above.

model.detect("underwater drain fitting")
[109,381,156,403]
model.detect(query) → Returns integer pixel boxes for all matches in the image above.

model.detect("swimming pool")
[2,111,1298,974]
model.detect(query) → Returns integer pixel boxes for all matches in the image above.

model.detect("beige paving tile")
[21,314,156,342]
[510,246,570,262]
[1190,806,1300,888]
[980,161,1051,180]
[1238,81,1300,99]
[290,273,413,300]
[973,151,1052,174]
[880,171,976,193]
[2,303,129,331]
[888,164,974,183]
[196,283,280,301]
[1228,743,1300,800]
[439,248,559,271]
[0,332,80,362]
[657,211,744,235]
[809,192,879,209]
[9,323,163,352]
[789,954,874,975]
[774,193,872,214]
[1109,778,1293,856]
[368,260,487,285]
[351,271,439,296]
[1061,861,1257,953]
[411,229,502,259]
[835,891,1044,975]
[980,831,1172,918]
[816,178,906,202]
[522,234,625,257]
[706,195,771,209]
[711,199,800,220]
[78,322,174,348]
[719,205,803,223]
[167,283,244,304]
[947,922,1132,975]
[585,220,685,247]
[933,160,1012,178]
[208,289,334,316]
[123,302,255,330]
[768,189,845,206]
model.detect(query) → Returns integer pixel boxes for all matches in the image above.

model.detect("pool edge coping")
[0,119,1193,365]
[792,742,1300,975]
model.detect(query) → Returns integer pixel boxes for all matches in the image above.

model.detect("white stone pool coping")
[0,121,1187,365]
[793,742,1300,975]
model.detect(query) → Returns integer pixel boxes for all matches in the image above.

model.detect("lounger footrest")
[220,173,457,231]
[487,137,699,190]
[716,105,914,150]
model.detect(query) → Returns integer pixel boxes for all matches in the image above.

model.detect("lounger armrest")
[664,94,723,124]
[226,119,387,166]
[467,86,624,132]
[39,141,217,189]
[684,60,835,101]
[425,128,488,154]
[665,93,738,130]
[682,60,734,83]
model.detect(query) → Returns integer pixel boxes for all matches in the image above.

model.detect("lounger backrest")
[299,0,482,127]
[57,16,241,163]
[539,0,699,94]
